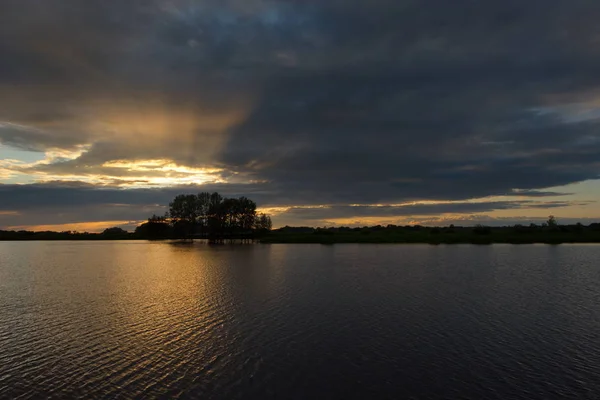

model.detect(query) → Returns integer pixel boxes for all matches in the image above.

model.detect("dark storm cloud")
[242,1,600,181]
[0,180,574,220]
[0,182,586,229]
[0,181,269,228]
[278,201,583,221]
[1,0,600,224]
[0,182,269,210]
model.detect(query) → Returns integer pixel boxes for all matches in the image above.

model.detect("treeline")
[3,220,600,243]
[263,220,600,244]
[135,192,272,241]
[0,228,133,241]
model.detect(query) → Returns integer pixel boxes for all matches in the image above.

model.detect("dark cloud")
[272,201,588,225]
[1,0,600,226]
[0,182,575,213]
[0,182,267,210]
[0,182,588,230]
[400,215,600,228]
[0,182,267,228]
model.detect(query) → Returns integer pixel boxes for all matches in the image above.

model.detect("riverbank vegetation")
[2,212,600,244]
[260,220,600,244]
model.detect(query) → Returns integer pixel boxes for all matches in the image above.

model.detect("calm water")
[2,242,600,399]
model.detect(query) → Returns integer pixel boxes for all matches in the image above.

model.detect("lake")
[1,242,600,399]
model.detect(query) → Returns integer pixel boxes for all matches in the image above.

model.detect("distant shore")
[3,223,600,244]
[259,225,600,244]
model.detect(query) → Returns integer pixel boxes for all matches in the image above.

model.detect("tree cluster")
[135,192,272,241]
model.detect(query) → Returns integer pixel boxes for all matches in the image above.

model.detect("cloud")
[403,215,600,228]
[1,181,593,230]
[1,0,600,226]
[277,201,582,220]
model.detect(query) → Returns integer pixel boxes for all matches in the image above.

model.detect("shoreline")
[1,237,600,244]
[3,224,600,244]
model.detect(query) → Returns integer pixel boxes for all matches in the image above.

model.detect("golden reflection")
[79,242,229,370]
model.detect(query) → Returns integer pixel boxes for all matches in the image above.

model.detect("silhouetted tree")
[102,227,128,235]
[238,197,257,232]
[135,215,171,239]
[161,192,269,241]
[255,213,272,233]
[197,192,211,236]
[169,194,201,239]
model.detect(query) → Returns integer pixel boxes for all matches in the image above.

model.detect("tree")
[547,215,558,228]
[102,227,128,235]
[135,215,171,239]
[169,194,200,239]
[238,197,257,232]
[222,197,239,236]
[207,192,225,239]
[255,213,272,233]
[145,192,272,241]
[263,215,272,231]
[196,192,211,235]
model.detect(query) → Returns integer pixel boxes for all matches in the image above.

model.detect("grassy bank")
[4,223,600,244]
[259,225,600,244]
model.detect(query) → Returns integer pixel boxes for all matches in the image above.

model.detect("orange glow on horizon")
[0,211,20,216]
[8,220,142,233]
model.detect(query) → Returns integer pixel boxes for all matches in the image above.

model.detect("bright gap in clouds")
[0,144,45,163]
[1,151,228,187]
[99,159,226,187]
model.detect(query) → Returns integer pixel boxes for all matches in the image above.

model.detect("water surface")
[1,242,600,399]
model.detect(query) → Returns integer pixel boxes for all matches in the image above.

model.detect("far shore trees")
[102,227,127,235]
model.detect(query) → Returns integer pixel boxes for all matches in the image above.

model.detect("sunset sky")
[1,0,600,232]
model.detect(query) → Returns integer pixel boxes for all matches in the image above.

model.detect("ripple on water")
[2,242,600,399]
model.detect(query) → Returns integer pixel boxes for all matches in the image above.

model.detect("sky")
[1,0,600,232]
